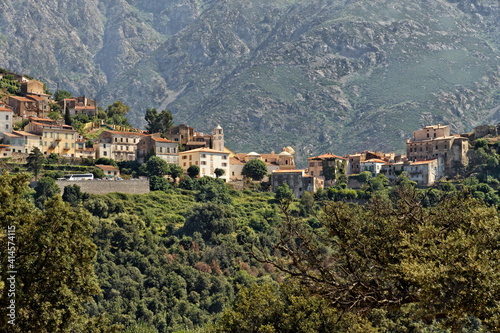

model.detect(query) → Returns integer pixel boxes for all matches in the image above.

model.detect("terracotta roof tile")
[95,164,119,171]
[308,153,345,160]
[272,169,304,173]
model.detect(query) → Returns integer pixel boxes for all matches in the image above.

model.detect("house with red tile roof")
[95,130,147,161]
[136,134,179,164]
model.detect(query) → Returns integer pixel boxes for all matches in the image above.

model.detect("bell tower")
[213,124,224,151]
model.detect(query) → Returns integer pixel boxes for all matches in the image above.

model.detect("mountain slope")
[1,0,499,164]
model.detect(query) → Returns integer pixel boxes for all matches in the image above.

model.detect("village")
[0,75,476,197]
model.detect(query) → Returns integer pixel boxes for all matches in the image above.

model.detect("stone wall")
[55,179,150,195]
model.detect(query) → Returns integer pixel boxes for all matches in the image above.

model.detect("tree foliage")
[34,176,60,209]
[187,165,200,178]
[26,147,45,181]
[0,172,107,332]
[144,108,173,138]
[54,89,72,102]
[242,159,267,181]
[251,184,500,330]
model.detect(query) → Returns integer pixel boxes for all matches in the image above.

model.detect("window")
[311,171,314,176]
[183,162,186,166]
[5,115,8,120]
[126,138,128,143]
[427,133,429,138]
[5,124,8,129]
[44,141,47,146]
[115,138,117,142]
[434,133,436,138]
[71,143,74,148]
[201,154,206,158]
[50,132,53,138]
[72,134,74,139]
[44,132,47,138]
[40,140,43,146]
[65,143,68,149]
[65,133,68,139]
[201,161,206,165]
[221,163,227,167]
[436,145,438,149]
[159,147,163,153]
[222,155,227,160]
[182,156,187,159]
[103,151,107,156]
[121,138,123,142]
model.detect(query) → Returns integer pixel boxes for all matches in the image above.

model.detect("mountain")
[1,0,500,164]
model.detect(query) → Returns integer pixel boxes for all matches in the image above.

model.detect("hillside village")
[0,72,498,197]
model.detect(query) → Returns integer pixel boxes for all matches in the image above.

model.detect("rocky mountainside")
[1,0,499,164]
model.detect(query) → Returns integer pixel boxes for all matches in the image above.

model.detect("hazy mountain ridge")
[1,0,499,164]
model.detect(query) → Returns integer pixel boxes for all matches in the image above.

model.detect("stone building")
[406,124,468,175]
[136,134,179,164]
[346,151,395,175]
[360,159,387,177]
[307,153,348,186]
[94,131,147,161]
[271,169,323,198]
[96,164,120,178]
[402,159,440,186]
[60,96,97,117]
[169,124,225,152]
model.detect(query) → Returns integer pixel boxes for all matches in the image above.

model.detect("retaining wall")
[54,179,150,195]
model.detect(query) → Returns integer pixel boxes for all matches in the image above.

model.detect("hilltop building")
[136,134,179,164]
[406,124,468,175]
[178,148,230,181]
[271,169,323,198]
[307,153,348,186]
[0,105,13,138]
[25,118,78,156]
[169,124,225,152]
[94,131,147,161]
[60,96,97,117]
[230,147,296,181]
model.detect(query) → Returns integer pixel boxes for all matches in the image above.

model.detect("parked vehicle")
[63,173,94,181]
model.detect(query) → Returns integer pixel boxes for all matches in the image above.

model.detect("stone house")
[406,125,468,175]
[8,96,40,118]
[271,169,323,198]
[60,96,97,117]
[136,134,179,164]
[346,151,395,175]
[307,153,348,186]
[94,131,147,161]
[0,144,12,158]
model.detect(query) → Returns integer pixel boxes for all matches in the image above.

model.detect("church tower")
[213,125,224,151]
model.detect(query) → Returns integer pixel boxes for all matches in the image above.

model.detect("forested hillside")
[1,0,500,163]
[2,140,500,332]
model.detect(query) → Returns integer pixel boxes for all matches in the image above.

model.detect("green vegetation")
[145,108,173,138]
[241,159,268,181]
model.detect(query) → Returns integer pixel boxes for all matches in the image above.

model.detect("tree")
[62,184,88,207]
[214,168,225,179]
[107,100,130,116]
[169,164,184,183]
[242,159,268,181]
[145,156,170,177]
[0,173,106,332]
[34,176,61,209]
[182,202,235,242]
[92,168,106,180]
[106,101,130,127]
[187,165,200,178]
[54,90,73,102]
[26,147,45,181]
[149,175,171,191]
[250,184,500,330]
[46,152,60,164]
[145,108,173,138]
[275,183,294,211]
[64,105,72,126]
